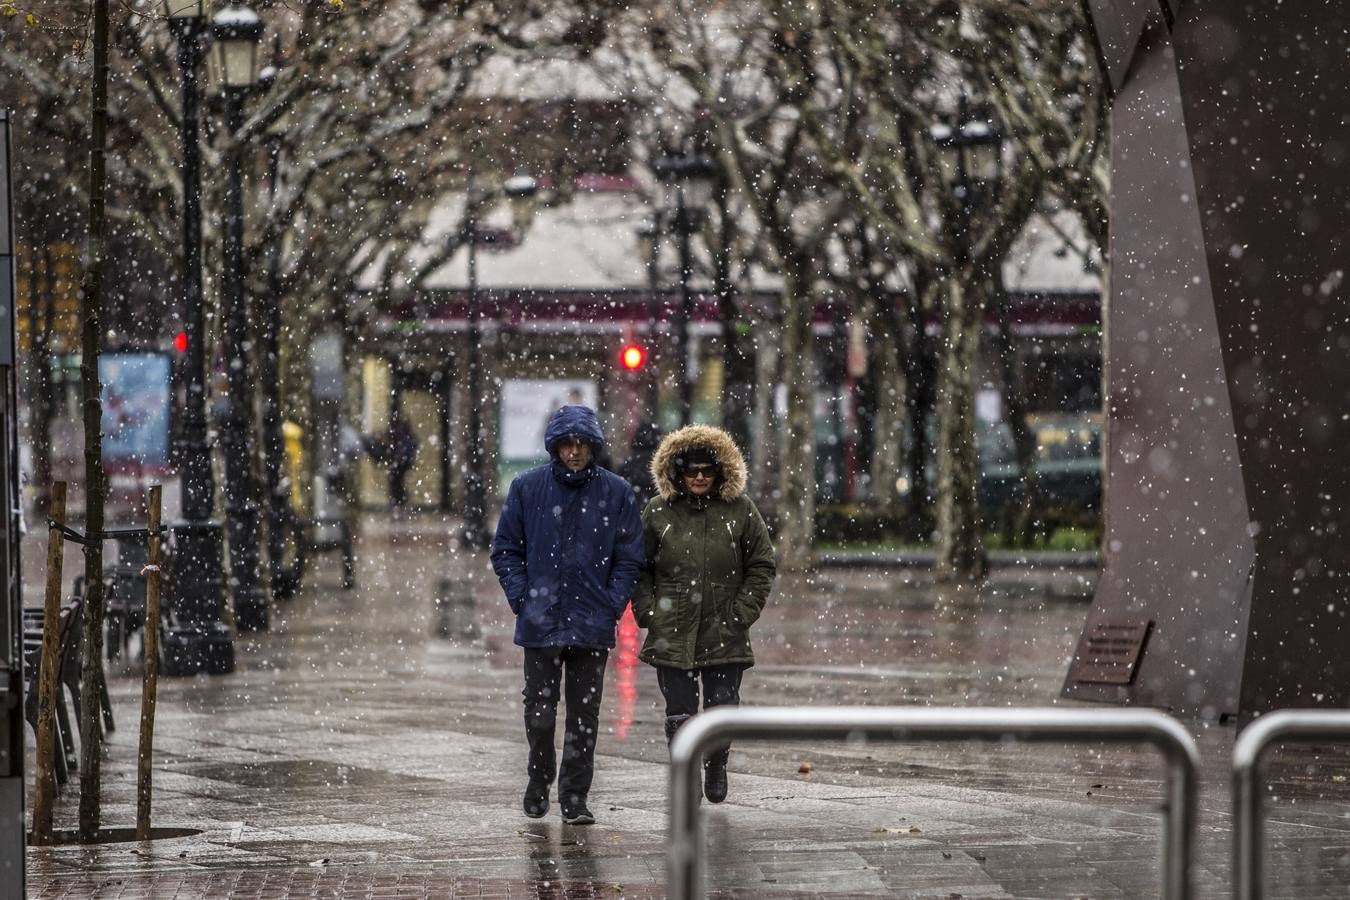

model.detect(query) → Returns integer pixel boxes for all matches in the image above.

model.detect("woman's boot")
[665,715,703,805]
[704,748,729,803]
[664,714,691,746]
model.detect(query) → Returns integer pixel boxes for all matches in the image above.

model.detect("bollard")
[432,578,479,641]
[669,706,1200,900]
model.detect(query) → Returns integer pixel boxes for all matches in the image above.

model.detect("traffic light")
[174,332,188,353]
[620,344,646,372]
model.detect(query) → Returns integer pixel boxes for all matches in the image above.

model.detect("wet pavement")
[21,513,1350,898]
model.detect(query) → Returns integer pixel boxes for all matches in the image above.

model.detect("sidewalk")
[22,512,1350,898]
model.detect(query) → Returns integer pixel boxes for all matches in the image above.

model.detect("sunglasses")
[681,464,718,478]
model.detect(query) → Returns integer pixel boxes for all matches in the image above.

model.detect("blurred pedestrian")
[330,421,364,499]
[386,414,418,508]
[491,405,644,825]
[633,425,776,803]
[618,418,662,508]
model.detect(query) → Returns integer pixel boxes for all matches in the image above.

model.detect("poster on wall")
[100,352,171,472]
[498,379,598,488]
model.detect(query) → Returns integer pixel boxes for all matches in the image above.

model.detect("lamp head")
[210,4,264,91]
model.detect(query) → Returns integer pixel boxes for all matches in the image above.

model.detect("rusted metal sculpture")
[1065,0,1350,720]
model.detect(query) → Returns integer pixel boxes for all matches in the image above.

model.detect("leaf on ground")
[798,761,814,775]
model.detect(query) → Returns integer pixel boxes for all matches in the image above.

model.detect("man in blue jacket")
[491,405,644,825]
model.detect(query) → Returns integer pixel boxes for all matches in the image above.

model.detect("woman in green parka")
[633,424,776,803]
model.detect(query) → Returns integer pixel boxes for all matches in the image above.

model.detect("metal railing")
[1232,710,1350,899]
[668,706,1200,900]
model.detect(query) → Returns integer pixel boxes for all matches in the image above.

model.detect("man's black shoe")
[523,780,550,818]
[560,802,595,825]
[704,754,728,804]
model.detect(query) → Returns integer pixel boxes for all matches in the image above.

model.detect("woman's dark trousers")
[657,664,743,801]
[522,647,609,808]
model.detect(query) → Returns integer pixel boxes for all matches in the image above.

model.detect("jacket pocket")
[728,586,762,628]
[709,581,739,625]
[723,580,766,631]
[520,580,560,626]
[644,583,689,658]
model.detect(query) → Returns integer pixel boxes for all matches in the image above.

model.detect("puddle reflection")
[612,608,639,741]
[519,821,600,898]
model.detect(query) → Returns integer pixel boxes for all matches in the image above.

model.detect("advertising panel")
[101,352,172,472]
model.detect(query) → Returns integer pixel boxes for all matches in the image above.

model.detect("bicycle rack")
[668,706,1200,900]
[1232,709,1350,900]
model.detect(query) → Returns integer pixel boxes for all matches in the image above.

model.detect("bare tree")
[780,0,1105,580]
[76,0,110,843]
[591,0,849,570]
[3,0,584,525]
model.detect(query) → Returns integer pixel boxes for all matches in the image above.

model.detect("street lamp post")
[635,215,662,418]
[929,88,1005,575]
[162,0,233,676]
[257,50,296,600]
[931,90,1003,246]
[461,173,538,550]
[211,3,268,630]
[652,153,716,427]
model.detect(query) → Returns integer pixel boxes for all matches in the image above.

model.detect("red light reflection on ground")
[612,607,639,741]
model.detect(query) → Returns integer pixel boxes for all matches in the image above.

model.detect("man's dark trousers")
[523,647,609,807]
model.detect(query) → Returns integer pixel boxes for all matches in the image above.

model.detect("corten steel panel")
[1070,0,1350,719]
[1168,2,1350,715]
[1063,12,1254,719]
[1082,0,1157,94]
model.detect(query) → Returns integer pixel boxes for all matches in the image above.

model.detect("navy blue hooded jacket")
[491,405,645,649]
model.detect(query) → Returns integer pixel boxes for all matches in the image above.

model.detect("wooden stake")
[135,485,163,841]
[32,481,67,846]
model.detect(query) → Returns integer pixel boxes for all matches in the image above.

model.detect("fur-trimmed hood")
[650,425,748,501]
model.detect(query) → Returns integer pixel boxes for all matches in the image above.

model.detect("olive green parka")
[632,425,776,669]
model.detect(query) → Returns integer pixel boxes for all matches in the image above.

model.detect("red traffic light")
[620,344,646,371]
[174,332,188,353]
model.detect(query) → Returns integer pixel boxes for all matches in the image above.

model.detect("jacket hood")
[543,405,605,456]
[650,425,748,501]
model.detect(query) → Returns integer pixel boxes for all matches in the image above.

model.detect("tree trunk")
[29,243,55,514]
[902,275,937,541]
[750,322,778,507]
[993,270,1039,543]
[934,278,985,583]
[714,191,753,454]
[77,0,111,843]
[776,264,816,572]
[867,301,905,514]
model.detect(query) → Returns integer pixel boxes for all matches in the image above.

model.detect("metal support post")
[1232,710,1350,899]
